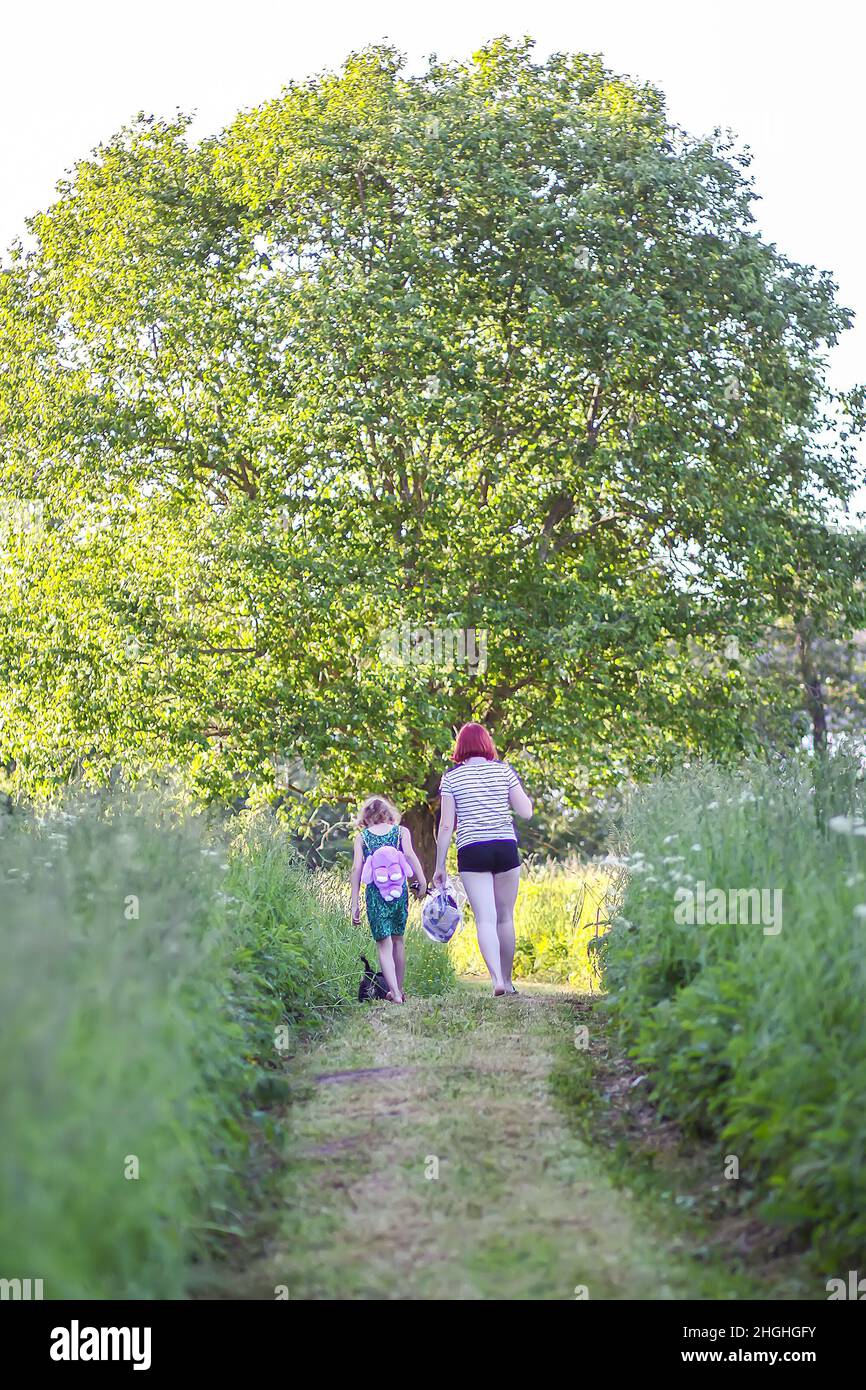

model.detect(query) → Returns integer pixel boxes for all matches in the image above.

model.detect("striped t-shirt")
[439,757,523,850]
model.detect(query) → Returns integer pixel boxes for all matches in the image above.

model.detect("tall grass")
[316,863,457,998]
[449,859,609,989]
[602,753,866,1266]
[0,794,453,1298]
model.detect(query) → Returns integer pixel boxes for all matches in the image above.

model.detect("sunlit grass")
[448,859,610,990]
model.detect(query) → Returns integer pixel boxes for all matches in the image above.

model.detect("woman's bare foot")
[387,990,403,1004]
[493,984,506,997]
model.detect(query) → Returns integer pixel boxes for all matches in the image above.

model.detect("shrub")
[602,753,866,1264]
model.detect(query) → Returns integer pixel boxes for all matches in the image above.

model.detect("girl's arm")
[433,792,456,887]
[350,834,364,924]
[399,827,427,895]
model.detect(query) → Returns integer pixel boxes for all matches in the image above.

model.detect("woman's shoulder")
[441,758,511,786]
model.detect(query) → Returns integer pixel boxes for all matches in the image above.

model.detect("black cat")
[357,953,389,1002]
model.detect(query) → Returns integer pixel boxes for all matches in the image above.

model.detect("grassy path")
[226,981,794,1301]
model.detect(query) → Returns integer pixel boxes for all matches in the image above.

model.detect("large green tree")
[1,39,863,868]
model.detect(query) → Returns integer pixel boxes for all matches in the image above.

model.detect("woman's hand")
[351,903,361,926]
[432,867,447,890]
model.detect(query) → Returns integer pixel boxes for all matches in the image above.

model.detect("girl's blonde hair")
[355,795,401,830]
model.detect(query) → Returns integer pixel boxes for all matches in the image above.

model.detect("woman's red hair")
[452,722,497,763]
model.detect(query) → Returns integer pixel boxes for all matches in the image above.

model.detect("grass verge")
[601,752,866,1272]
[0,791,453,1298]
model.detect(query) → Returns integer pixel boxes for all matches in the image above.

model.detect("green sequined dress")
[362,825,408,941]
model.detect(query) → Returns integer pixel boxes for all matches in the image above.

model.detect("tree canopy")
[1,38,863,859]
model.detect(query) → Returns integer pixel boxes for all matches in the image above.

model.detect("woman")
[432,722,533,996]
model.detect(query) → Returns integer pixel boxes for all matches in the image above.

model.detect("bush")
[602,753,866,1264]
[449,860,609,989]
[0,793,452,1298]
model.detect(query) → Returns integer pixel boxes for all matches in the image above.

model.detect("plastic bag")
[421,880,464,943]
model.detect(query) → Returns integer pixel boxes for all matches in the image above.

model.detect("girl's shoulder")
[361,822,401,842]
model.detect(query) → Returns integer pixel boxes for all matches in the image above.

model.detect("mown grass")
[448,859,608,989]
[601,752,866,1271]
[0,792,453,1298]
[229,984,760,1301]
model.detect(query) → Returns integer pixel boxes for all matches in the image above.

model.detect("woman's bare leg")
[375,938,402,1001]
[460,871,505,993]
[493,866,521,992]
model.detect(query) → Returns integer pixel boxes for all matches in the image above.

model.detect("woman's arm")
[433,792,456,887]
[399,827,427,895]
[350,834,364,924]
[509,779,533,819]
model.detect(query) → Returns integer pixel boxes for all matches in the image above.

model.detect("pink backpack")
[361,843,412,901]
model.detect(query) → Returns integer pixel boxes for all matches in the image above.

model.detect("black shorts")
[457,839,521,875]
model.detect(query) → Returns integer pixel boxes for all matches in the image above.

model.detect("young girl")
[351,796,426,1003]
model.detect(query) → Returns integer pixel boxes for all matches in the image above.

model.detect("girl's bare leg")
[460,871,505,993]
[493,866,521,993]
[375,938,402,1002]
[393,936,406,998]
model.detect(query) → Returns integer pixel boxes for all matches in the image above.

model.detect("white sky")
[1,0,863,395]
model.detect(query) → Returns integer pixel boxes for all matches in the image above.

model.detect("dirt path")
[229,982,771,1301]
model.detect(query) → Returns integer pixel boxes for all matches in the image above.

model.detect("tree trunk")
[402,802,438,881]
[796,617,828,752]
